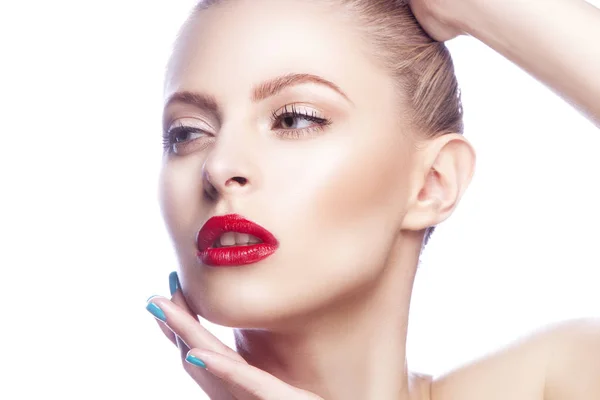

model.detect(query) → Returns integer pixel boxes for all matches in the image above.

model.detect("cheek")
[261,122,414,295]
[313,139,410,231]
[275,122,412,243]
[317,133,410,267]
[158,158,203,246]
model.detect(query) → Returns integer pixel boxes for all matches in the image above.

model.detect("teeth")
[235,232,250,244]
[215,232,263,247]
[220,232,236,246]
[248,235,261,244]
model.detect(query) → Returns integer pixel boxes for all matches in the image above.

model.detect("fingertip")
[185,351,207,369]
[146,294,162,303]
[146,301,167,322]
[169,271,180,296]
[146,296,168,322]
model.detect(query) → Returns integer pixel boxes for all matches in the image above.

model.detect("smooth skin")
[159,0,466,398]
[411,0,600,127]
[149,0,600,399]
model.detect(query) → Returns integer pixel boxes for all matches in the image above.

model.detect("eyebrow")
[164,73,352,114]
[251,73,352,104]
[164,91,220,116]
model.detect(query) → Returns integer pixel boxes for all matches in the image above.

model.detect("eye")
[170,126,205,143]
[271,104,331,139]
[162,121,212,154]
[279,114,314,130]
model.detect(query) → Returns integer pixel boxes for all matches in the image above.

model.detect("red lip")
[196,214,279,267]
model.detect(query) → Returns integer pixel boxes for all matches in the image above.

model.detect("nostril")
[227,176,248,186]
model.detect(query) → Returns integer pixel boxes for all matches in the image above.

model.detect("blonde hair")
[334,0,464,244]
[194,0,464,244]
[340,0,463,136]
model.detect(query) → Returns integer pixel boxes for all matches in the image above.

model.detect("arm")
[409,2,600,398]
[419,0,600,127]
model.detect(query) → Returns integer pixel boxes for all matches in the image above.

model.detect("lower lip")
[198,244,277,267]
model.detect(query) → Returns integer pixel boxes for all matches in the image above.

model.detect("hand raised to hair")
[407,0,464,42]
[146,274,323,400]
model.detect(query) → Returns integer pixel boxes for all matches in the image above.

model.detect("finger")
[145,271,199,350]
[167,281,239,400]
[171,282,192,355]
[177,335,190,357]
[178,340,240,400]
[147,295,177,346]
[146,295,242,362]
[167,274,199,363]
[170,284,198,323]
[146,271,185,348]
[157,318,177,346]
[185,349,324,400]
[168,271,195,347]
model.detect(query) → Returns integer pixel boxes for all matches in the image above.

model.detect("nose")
[201,137,257,200]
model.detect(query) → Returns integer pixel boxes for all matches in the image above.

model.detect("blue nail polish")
[169,271,179,296]
[146,302,166,322]
[186,354,207,369]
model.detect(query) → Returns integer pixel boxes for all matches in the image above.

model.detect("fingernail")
[185,354,207,369]
[169,271,179,296]
[146,301,166,322]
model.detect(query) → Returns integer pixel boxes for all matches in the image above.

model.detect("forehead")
[164,0,394,103]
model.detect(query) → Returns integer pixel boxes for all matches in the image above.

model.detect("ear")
[402,133,476,232]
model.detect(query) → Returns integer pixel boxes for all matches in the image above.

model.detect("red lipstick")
[196,214,279,267]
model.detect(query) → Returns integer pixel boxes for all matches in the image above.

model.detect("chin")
[192,293,312,330]
[177,244,386,330]
[183,274,340,331]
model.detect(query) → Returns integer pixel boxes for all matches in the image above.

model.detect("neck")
[234,233,427,400]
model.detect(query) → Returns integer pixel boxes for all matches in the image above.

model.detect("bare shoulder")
[429,318,600,400]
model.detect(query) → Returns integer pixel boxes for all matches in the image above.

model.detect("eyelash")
[270,104,332,139]
[162,104,332,152]
[162,121,205,152]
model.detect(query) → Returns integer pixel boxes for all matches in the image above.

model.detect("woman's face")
[160,0,422,328]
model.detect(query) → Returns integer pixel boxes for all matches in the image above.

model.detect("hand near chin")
[146,273,323,400]
[408,0,464,42]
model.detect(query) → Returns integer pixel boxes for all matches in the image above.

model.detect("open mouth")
[212,232,263,248]
[196,214,279,266]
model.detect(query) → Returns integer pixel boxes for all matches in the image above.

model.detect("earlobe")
[402,134,476,232]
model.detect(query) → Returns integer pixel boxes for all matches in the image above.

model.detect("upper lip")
[196,214,278,252]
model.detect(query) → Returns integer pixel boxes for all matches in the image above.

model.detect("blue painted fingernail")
[146,302,166,322]
[186,354,207,369]
[169,271,179,296]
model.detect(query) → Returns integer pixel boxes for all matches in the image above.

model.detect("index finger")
[147,295,241,362]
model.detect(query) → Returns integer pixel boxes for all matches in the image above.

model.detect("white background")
[0,1,598,399]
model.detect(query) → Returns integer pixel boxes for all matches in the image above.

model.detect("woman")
[146,0,600,398]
